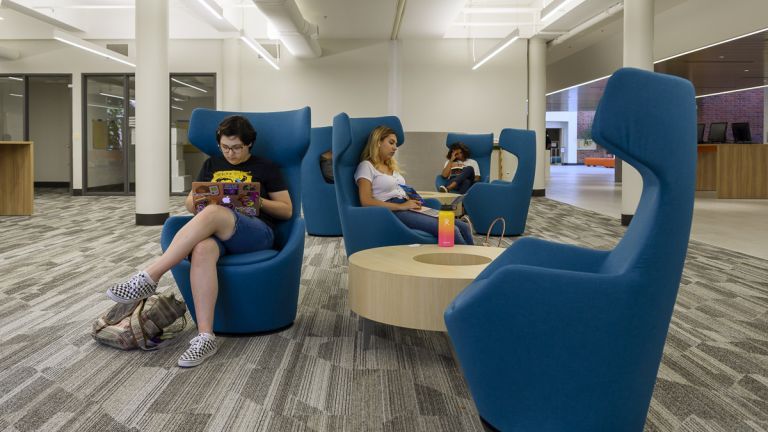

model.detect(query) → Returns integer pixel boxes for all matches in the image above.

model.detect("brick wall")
[697,89,765,143]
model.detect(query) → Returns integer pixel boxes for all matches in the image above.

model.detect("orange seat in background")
[584,157,615,168]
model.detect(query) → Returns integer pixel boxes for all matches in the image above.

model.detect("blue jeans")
[448,166,476,194]
[213,209,274,255]
[388,198,474,245]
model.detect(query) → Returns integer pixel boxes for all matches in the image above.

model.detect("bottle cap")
[440,204,453,211]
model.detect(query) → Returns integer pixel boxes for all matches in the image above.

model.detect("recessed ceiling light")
[719,55,725,59]
[744,69,749,72]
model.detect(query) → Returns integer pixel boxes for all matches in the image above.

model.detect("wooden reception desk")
[0,141,34,215]
[697,144,768,198]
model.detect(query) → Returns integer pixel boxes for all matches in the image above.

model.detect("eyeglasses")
[220,144,246,153]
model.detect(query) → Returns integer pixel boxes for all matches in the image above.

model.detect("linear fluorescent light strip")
[171,78,208,93]
[171,106,184,111]
[472,28,520,70]
[541,0,577,22]
[695,84,768,99]
[197,0,223,20]
[240,35,280,70]
[53,30,135,67]
[463,7,537,14]
[7,76,23,81]
[9,93,22,97]
[654,26,768,64]
[546,74,610,96]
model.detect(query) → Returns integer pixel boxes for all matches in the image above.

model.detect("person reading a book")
[105,115,292,368]
[439,142,480,194]
[355,125,473,245]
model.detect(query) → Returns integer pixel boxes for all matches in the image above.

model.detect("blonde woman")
[354,126,473,244]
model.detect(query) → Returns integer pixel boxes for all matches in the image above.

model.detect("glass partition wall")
[0,76,25,141]
[83,73,215,195]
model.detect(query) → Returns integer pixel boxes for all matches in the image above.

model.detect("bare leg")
[145,205,235,282]
[189,237,220,334]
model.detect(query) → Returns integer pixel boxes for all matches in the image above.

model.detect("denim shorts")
[212,209,275,256]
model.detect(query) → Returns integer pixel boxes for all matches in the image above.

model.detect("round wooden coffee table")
[418,191,463,216]
[348,244,504,331]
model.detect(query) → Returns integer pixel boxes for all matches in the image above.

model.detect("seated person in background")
[319,150,334,183]
[355,126,473,245]
[440,142,481,194]
[106,115,292,368]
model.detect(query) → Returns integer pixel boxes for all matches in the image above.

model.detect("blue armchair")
[332,113,437,257]
[462,128,535,236]
[301,126,342,236]
[160,107,310,334]
[435,132,493,190]
[444,68,697,431]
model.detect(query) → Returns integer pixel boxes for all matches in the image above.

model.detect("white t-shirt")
[354,160,408,202]
[444,158,480,177]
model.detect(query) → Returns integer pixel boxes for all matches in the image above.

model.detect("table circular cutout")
[413,252,492,266]
[348,244,504,331]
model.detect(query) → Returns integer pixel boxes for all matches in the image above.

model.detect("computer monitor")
[708,122,727,143]
[731,122,752,143]
[697,123,705,143]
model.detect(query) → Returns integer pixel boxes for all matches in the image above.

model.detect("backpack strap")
[129,299,154,351]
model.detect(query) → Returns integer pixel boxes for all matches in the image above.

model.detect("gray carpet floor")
[0,189,766,431]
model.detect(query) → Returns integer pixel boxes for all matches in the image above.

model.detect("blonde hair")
[360,125,403,174]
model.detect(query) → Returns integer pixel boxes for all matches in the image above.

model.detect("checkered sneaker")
[178,333,218,368]
[106,271,157,304]
[439,185,449,193]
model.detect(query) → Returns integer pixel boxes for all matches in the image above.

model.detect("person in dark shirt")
[105,115,292,368]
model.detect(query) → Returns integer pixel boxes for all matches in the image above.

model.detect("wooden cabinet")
[0,141,34,215]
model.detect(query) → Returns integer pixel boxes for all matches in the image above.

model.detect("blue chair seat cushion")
[185,249,279,267]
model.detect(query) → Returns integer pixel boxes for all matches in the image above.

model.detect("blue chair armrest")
[476,237,610,281]
[347,206,435,243]
[435,174,449,191]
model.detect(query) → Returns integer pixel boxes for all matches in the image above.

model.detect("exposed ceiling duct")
[251,0,321,58]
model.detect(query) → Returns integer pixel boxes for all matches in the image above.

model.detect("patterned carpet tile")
[0,189,766,431]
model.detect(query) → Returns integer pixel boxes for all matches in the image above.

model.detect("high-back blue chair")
[160,107,310,334]
[301,126,342,236]
[435,132,493,190]
[444,68,697,431]
[332,113,437,257]
[462,128,535,236]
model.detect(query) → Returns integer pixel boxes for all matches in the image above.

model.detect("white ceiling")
[0,0,628,41]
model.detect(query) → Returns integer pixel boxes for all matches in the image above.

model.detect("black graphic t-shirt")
[196,155,288,228]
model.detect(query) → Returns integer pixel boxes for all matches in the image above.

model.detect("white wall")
[546,0,768,92]
[401,39,528,133]
[239,40,390,127]
[1,37,529,191]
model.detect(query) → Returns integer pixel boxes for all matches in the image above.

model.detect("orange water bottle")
[438,204,455,247]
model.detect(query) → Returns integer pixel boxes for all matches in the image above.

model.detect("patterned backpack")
[92,293,188,350]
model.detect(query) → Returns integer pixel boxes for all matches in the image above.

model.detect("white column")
[388,40,401,116]
[135,0,169,225]
[527,37,547,194]
[222,38,241,111]
[621,0,653,225]
[71,72,83,193]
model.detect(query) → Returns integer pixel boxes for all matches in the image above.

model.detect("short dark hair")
[216,115,256,146]
[446,142,471,159]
